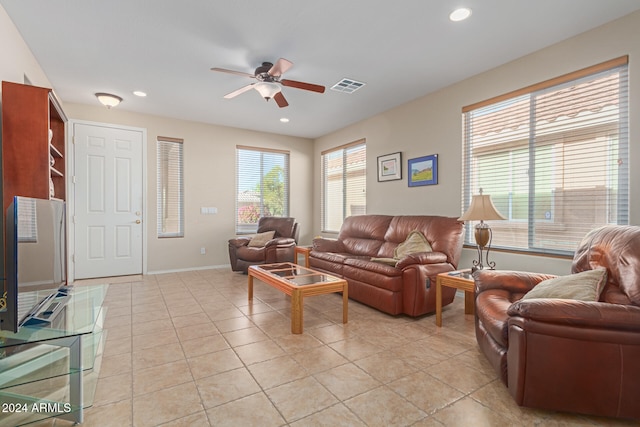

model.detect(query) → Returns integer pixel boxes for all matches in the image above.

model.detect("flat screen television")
[1,196,67,332]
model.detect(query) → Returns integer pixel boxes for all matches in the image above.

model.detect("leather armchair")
[228,217,299,273]
[474,225,640,419]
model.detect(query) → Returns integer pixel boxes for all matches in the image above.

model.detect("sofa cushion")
[522,268,607,302]
[338,215,393,256]
[248,230,275,247]
[393,230,432,259]
[309,251,351,265]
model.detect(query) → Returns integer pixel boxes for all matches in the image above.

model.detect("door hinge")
[72,215,76,224]
[72,175,77,184]
[71,254,75,263]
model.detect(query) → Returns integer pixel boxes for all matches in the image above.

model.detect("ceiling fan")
[211,58,325,108]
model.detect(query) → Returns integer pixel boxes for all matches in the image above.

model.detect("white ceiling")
[3,1,640,139]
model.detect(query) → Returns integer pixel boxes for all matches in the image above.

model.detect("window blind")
[17,197,37,243]
[461,56,629,255]
[235,146,289,234]
[157,137,184,238]
[321,139,366,233]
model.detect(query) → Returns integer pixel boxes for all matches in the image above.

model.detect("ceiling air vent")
[330,78,365,94]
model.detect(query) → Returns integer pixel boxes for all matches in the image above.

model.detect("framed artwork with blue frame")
[408,154,438,187]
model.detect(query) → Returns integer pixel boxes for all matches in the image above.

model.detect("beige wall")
[64,104,313,273]
[313,11,640,276]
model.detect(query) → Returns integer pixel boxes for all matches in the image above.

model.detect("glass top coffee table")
[248,262,348,334]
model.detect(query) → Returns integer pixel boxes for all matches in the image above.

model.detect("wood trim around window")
[462,55,628,113]
[157,136,183,144]
[236,144,289,155]
[321,138,366,156]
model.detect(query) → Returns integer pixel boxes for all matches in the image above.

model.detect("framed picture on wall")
[408,154,438,187]
[377,152,402,182]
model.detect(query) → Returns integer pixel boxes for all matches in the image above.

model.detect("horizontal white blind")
[157,137,184,238]
[17,197,37,243]
[236,146,289,234]
[462,57,629,255]
[321,140,366,233]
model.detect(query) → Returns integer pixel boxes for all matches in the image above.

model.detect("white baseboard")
[146,264,230,275]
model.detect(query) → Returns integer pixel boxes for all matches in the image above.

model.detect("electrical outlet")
[200,247,206,255]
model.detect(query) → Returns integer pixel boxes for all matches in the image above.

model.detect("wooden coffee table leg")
[247,274,254,300]
[342,284,348,324]
[464,290,474,315]
[435,277,443,327]
[291,289,303,334]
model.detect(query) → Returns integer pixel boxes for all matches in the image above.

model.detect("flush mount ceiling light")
[133,90,147,97]
[95,92,123,108]
[280,117,290,123]
[449,7,472,22]
[254,82,282,101]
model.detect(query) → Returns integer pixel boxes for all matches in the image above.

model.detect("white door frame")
[66,119,148,283]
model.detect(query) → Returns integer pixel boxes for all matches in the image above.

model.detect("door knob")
[136,220,141,224]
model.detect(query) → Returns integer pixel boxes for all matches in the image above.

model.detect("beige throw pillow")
[248,230,275,247]
[393,230,432,259]
[370,257,399,266]
[522,268,607,301]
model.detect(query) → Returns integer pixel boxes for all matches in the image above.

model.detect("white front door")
[73,123,144,279]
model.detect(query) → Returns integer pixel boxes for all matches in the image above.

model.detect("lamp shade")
[458,194,506,221]
[254,82,281,100]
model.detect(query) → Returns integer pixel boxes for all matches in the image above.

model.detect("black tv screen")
[1,196,66,332]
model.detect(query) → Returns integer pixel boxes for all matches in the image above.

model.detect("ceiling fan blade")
[211,67,255,78]
[268,58,293,77]
[281,79,325,93]
[224,84,255,99]
[273,91,289,108]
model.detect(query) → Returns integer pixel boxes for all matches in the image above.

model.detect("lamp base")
[471,224,496,271]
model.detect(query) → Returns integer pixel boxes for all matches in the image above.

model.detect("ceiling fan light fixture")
[95,92,123,108]
[449,7,472,22]
[254,82,281,100]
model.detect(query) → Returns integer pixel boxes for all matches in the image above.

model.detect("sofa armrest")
[265,237,296,248]
[508,299,640,332]
[395,251,448,270]
[229,237,250,248]
[312,237,344,253]
[474,270,557,295]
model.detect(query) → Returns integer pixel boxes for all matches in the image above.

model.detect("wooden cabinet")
[1,81,67,215]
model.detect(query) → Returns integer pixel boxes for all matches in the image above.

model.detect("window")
[236,146,289,233]
[157,137,184,238]
[321,139,366,233]
[462,56,629,255]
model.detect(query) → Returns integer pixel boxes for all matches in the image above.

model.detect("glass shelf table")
[0,284,107,426]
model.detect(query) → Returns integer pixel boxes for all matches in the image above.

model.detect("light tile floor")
[35,269,639,426]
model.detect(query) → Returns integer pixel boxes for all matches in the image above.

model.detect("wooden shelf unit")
[1,81,68,215]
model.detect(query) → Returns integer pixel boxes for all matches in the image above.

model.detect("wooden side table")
[435,270,475,327]
[295,246,312,267]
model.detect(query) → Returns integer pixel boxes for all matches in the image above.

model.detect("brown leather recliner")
[228,217,299,273]
[474,225,640,419]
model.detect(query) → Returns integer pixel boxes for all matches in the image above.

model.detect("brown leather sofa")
[228,217,299,274]
[309,215,464,317]
[474,225,640,419]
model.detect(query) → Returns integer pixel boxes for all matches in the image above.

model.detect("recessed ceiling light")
[280,118,290,123]
[133,90,147,97]
[449,7,472,22]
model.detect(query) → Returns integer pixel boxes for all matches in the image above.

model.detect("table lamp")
[458,189,506,271]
